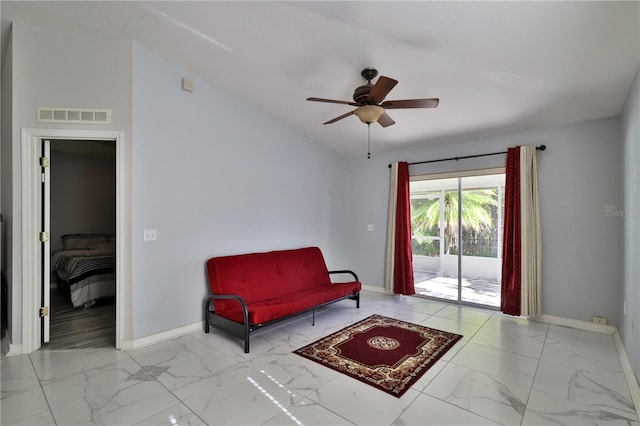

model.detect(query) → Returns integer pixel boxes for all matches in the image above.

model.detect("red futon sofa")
[203,247,361,353]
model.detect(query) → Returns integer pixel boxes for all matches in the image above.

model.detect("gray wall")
[340,117,623,326]
[50,148,116,254]
[5,21,132,346]
[130,44,347,338]
[3,18,634,350]
[621,68,640,378]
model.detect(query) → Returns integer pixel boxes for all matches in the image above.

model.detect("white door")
[41,139,51,343]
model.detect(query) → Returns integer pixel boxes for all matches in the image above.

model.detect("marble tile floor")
[2,290,638,426]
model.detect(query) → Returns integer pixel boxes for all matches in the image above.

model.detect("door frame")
[41,139,51,343]
[21,128,127,352]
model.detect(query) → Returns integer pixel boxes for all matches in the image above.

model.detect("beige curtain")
[384,163,399,292]
[519,145,542,316]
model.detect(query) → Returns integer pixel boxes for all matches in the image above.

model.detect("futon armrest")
[204,293,250,325]
[329,269,359,282]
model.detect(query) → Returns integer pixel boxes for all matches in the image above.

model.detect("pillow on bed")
[90,241,115,250]
[61,234,108,250]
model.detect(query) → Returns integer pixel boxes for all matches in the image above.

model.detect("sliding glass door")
[410,171,504,308]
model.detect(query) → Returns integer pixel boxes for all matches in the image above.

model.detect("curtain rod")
[388,145,546,168]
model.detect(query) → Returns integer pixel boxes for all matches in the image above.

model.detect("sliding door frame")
[410,167,505,309]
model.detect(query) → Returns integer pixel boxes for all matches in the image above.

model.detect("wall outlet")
[143,229,157,241]
[592,316,608,325]
[367,224,374,232]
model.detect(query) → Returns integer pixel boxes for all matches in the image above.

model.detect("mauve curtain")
[501,147,521,315]
[501,145,542,316]
[385,162,415,295]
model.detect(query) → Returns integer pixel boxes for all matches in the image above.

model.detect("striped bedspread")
[52,249,115,284]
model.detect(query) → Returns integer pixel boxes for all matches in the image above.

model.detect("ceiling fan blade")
[323,110,354,124]
[307,97,358,106]
[367,76,398,104]
[381,98,440,109]
[377,112,395,127]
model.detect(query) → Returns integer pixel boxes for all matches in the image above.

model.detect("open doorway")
[20,128,125,354]
[43,139,117,349]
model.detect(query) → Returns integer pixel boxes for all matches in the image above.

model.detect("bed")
[52,234,115,308]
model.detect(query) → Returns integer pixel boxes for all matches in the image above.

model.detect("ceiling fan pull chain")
[367,123,371,159]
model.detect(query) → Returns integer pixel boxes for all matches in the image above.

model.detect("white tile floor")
[1,290,638,425]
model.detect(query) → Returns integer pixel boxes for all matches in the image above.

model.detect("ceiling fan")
[306,68,439,127]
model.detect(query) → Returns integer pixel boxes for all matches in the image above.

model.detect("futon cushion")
[206,247,359,323]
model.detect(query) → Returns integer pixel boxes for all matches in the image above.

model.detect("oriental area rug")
[293,314,463,398]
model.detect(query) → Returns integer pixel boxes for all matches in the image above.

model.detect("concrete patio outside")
[414,268,501,308]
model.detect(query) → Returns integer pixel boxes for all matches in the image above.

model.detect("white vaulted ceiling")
[2,1,639,157]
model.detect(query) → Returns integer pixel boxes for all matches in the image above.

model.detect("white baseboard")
[362,284,392,294]
[534,313,617,334]
[7,344,23,357]
[119,321,202,351]
[613,330,640,419]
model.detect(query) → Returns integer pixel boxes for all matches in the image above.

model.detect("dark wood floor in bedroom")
[43,288,116,350]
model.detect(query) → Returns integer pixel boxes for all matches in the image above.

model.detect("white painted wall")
[6,21,132,347]
[131,44,347,338]
[340,117,622,326]
[621,68,640,378]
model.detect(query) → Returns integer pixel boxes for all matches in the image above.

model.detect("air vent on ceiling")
[37,107,111,124]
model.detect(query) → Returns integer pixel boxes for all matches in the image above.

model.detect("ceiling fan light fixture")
[353,105,385,124]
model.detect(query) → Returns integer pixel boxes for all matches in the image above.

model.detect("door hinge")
[39,232,49,242]
[40,306,49,317]
[40,157,50,167]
